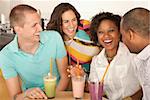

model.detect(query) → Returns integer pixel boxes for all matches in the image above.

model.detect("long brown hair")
[46,3,80,39]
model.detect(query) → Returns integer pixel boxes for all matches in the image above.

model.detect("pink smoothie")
[72,76,85,99]
[88,81,103,100]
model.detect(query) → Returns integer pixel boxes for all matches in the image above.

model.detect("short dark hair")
[46,3,80,39]
[9,4,37,28]
[122,7,150,38]
[90,12,121,44]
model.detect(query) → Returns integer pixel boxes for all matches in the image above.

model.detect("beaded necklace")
[105,53,115,62]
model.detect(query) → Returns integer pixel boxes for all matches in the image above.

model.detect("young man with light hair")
[0,4,69,99]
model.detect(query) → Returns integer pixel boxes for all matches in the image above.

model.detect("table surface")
[0,70,107,100]
[25,91,107,100]
[25,91,90,100]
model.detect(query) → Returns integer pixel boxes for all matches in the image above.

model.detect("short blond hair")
[9,4,37,28]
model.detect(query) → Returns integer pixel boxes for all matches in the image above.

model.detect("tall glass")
[88,81,103,100]
[72,75,86,99]
[43,75,56,99]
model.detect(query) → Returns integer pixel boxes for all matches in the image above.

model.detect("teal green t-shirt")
[0,30,67,91]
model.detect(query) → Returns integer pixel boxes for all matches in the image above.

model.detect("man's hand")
[25,87,47,99]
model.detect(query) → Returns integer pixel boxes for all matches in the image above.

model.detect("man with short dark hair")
[0,4,69,99]
[121,7,150,100]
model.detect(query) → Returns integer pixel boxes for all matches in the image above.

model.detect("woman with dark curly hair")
[89,12,142,99]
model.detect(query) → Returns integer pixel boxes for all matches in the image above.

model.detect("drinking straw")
[68,39,73,65]
[77,58,79,67]
[101,64,110,83]
[76,58,81,78]
[68,46,71,65]
[50,58,53,76]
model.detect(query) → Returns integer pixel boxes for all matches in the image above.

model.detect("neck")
[18,39,39,55]
[141,37,150,48]
[63,34,74,41]
[135,34,150,53]
[105,47,118,62]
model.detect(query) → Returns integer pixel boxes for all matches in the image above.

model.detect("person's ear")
[128,28,135,40]
[13,26,22,34]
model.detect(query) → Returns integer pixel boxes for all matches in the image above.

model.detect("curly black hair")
[90,12,121,44]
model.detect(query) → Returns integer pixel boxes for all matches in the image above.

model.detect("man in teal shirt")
[0,4,69,99]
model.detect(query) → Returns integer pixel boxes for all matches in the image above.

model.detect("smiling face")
[17,12,42,43]
[61,10,78,40]
[97,19,120,51]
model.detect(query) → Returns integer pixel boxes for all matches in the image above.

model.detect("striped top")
[65,36,100,65]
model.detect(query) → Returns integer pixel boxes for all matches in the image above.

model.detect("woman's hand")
[25,87,47,99]
[67,64,85,77]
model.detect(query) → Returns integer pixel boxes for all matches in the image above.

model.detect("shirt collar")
[10,35,19,52]
[96,42,129,63]
[136,44,150,60]
[10,31,48,53]
[39,31,48,44]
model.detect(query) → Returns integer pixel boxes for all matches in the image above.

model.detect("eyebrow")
[62,17,77,21]
[31,22,40,27]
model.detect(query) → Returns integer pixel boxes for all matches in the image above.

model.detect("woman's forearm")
[57,77,70,91]
[131,89,143,100]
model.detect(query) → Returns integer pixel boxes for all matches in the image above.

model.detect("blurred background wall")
[0,0,149,23]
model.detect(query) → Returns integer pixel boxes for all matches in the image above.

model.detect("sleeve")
[55,32,67,59]
[123,54,141,97]
[0,53,17,79]
[89,56,99,82]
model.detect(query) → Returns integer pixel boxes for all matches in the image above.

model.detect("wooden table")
[25,91,107,100]
[49,91,89,100]
[24,91,89,100]
[0,70,107,100]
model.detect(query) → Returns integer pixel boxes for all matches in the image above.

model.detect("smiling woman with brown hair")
[47,3,101,75]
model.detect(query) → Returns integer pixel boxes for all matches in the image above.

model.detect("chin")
[131,48,143,54]
[34,38,40,43]
[103,44,114,49]
[104,46,113,51]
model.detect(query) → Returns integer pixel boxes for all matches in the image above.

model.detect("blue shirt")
[0,30,67,91]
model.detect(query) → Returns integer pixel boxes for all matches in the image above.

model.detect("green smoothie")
[44,75,56,98]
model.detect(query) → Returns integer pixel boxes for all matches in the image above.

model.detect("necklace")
[105,53,115,62]
[106,56,114,61]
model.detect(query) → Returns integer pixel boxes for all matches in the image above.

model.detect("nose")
[103,32,110,38]
[36,23,42,32]
[68,21,74,27]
